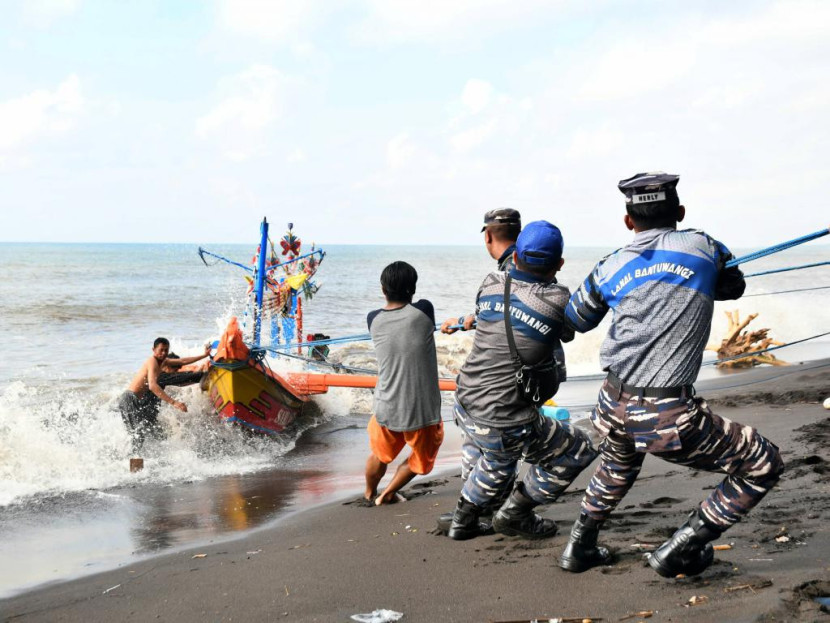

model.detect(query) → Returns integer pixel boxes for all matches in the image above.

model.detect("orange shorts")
[367,416,444,475]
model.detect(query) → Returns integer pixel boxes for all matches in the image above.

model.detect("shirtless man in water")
[118,337,209,447]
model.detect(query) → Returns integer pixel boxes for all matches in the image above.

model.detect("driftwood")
[707,311,787,368]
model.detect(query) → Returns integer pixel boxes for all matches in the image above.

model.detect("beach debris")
[289,543,310,550]
[490,618,602,623]
[192,553,207,559]
[724,580,773,593]
[246,549,262,555]
[619,611,654,620]
[130,457,144,472]
[284,585,290,596]
[823,397,830,409]
[685,595,709,607]
[713,543,733,551]
[350,609,404,623]
[102,584,121,594]
[775,535,791,543]
[708,311,786,368]
[630,542,659,551]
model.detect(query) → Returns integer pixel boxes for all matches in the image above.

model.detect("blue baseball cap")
[516,221,563,267]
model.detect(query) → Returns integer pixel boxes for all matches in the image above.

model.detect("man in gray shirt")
[364,261,444,505]
[446,221,598,540]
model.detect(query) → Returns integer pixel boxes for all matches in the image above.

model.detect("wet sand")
[3,364,829,622]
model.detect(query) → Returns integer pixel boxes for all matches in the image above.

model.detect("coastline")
[3,362,829,622]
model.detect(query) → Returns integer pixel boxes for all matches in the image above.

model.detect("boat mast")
[253,217,269,347]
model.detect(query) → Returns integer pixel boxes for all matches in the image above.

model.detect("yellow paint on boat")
[207,361,307,435]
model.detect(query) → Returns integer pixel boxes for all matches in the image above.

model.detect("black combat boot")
[491,484,558,539]
[446,497,489,541]
[436,509,493,535]
[559,513,613,573]
[648,508,723,578]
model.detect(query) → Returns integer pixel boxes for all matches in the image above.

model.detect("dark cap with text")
[481,208,521,232]
[618,172,680,207]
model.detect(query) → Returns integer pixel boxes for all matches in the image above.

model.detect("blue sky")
[1,0,827,247]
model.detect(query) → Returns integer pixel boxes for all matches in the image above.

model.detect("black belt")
[606,371,694,399]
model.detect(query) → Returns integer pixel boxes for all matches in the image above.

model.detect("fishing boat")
[199,218,462,436]
[200,218,325,435]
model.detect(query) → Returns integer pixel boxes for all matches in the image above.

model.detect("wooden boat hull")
[207,361,307,435]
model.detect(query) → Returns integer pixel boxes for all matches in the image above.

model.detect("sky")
[0,0,828,247]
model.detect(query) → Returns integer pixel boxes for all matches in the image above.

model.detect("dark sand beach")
[3,364,829,622]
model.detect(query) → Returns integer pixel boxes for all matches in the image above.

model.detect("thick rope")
[744,261,830,278]
[725,227,829,268]
[743,285,830,298]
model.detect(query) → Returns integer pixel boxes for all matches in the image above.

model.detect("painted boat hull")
[207,361,307,435]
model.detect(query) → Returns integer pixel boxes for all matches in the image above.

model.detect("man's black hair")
[167,352,179,359]
[153,337,170,349]
[626,198,681,229]
[515,256,558,279]
[487,223,521,243]
[380,261,418,304]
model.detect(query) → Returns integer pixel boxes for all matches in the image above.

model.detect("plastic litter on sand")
[351,610,404,623]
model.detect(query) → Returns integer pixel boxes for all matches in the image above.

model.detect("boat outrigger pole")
[253,217,269,348]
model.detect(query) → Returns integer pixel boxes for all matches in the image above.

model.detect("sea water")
[0,241,827,596]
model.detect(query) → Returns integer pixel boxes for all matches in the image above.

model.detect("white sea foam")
[0,375,325,508]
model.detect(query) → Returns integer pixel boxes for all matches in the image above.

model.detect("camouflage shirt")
[566,227,745,388]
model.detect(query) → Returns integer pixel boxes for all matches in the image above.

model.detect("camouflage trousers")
[455,399,598,508]
[581,381,784,529]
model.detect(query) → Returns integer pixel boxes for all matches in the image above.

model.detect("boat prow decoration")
[199,218,325,436]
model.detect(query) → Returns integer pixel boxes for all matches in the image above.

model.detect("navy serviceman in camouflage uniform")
[446,221,598,540]
[440,209,522,501]
[559,173,784,578]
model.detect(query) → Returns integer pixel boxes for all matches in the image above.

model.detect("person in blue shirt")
[445,221,598,541]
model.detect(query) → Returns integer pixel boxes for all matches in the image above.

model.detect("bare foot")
[375,491,406,506]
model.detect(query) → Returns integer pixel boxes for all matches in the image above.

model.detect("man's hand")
[441,317,462,334]
[203,343,212,357]
[462,315,476,331]
[174,401,188,413]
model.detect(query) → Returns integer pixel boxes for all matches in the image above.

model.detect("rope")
[744,261,830,278]
[743,285,830,298]
[725,227,829,268]
[252,346,378,375]
[266,322,466,351]
[703,330,830,366]
[198,248,254,273]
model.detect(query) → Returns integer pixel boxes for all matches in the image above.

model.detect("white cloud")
[196,65,293,160]
[576,39,697,102]
[450,118,497,153]
[566,126,624,160]
[287,148,307,163]
[215,0,323,43]
[461,79,493,115]
[386,133,414,169]
[0,75,85,153]
[352,0,567,45]
[21,0,81,26]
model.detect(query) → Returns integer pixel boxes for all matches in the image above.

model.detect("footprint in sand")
[639,496,685,509]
